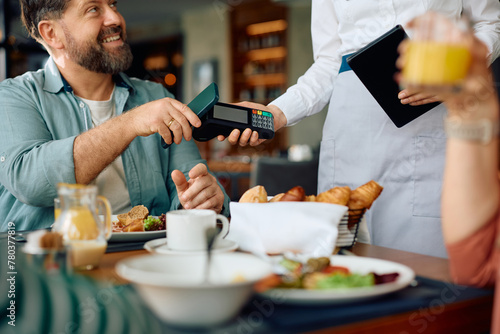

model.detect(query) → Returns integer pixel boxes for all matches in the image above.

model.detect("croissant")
[304,195,316,202]
[239,185,268,203]
[269,193,285,202]
[316,186,351,206]
[347,180,383,210]
[279,186,306,202]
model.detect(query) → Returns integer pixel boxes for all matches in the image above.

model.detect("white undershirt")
[78,87,132,214]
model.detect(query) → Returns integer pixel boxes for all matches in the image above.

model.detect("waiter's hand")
[217,102,287,146]
[398,89,441,106]
[171,163,224,213]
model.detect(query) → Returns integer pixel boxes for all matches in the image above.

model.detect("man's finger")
[171,170,189,193]
[169,99,201,127]
[188,163,208,179]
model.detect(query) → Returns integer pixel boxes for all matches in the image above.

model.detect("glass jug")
[52,183,112,270]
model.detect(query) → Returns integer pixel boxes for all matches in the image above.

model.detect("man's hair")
[20,0,69,42]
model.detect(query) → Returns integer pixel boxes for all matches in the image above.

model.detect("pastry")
[347,180,383,210]
[239,185,268,203]
[269,193,285,202]
[316,186,351,206]
[279,186,306,202]
[305,195,316,202]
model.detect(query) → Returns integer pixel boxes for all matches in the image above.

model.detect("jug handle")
[97,196,112,240]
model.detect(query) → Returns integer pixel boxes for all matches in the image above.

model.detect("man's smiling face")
[59,0,133,74]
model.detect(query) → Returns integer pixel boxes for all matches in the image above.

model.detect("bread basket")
[336,209,365,248]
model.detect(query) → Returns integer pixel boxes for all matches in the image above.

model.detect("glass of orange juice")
[54,197,61,220]
[52,183,111,270]
[402,12,472,88]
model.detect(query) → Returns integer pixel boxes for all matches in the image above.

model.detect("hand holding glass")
[402,12,472,87]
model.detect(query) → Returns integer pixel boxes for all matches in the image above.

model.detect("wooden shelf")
[246,73,286,86]
[228,0,289,156]
[246,47,287,61]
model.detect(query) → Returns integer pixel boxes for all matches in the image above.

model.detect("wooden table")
[84,243,493,334]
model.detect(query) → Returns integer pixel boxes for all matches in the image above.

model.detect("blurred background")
[0,0,499,200]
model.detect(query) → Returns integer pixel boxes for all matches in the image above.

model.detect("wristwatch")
[444,116,500,145]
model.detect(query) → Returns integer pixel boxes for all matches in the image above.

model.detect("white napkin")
[227,201,347,258]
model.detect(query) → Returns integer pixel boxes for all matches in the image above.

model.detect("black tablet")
[346,25,441,128]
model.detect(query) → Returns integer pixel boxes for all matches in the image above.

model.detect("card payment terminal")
[193,102,274,142]
[161,82,274,148]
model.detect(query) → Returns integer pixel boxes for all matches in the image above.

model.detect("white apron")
[318,70,448,258]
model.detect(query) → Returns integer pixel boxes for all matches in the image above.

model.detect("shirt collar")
[42,57,136,95]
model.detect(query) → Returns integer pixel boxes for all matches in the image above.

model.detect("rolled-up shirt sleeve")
[0,80,77,207]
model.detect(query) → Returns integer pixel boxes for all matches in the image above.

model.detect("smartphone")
[161,82,219,149]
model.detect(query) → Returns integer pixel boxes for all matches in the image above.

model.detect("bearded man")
[0,0,230,230]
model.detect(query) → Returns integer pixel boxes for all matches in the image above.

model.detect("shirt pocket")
[412,135,446,218]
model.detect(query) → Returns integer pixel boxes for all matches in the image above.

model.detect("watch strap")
[444,116,499,144]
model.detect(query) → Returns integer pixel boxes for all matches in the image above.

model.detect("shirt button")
[79,102,85,108]
[0,156,5,162]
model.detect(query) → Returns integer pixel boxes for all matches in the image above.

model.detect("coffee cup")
[167,209,230,251]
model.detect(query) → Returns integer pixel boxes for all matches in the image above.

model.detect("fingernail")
[401,98,409,104]
[398,92,406,99]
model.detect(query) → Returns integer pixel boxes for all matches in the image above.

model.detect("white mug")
[167,209,230,251]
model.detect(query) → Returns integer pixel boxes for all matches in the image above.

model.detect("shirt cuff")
[270,90,308,126]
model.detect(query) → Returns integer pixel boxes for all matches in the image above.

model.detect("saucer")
[144,238,238,255]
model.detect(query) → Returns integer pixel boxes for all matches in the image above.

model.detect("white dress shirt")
[272,0,500,125]
[268,0,500,257]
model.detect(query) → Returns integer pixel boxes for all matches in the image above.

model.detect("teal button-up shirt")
[0,58,230,231]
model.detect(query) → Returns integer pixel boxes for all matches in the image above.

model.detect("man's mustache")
[98,26,125,41]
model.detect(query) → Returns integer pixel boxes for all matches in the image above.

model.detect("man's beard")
[63,26,133,74]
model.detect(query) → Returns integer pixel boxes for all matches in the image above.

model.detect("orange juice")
[61,206,100,240]
[54,208,61,220]
[403,41,471,85]
[57,206,106,269]
[69,240,107,270]
[54,197,61,220]
[52,183,111,270]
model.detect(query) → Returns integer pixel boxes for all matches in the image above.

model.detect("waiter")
[221,0,500,258]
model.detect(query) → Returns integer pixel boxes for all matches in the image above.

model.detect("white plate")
[109,215,166,243]
[144,238,239,255]
[258,255,415,305]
